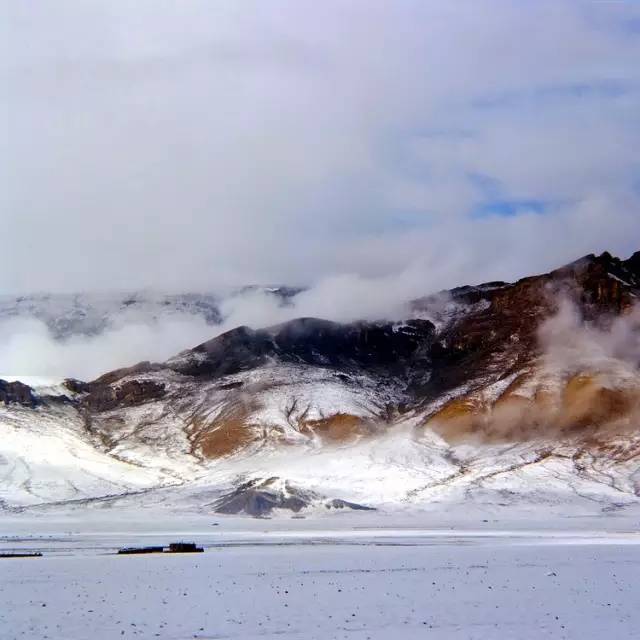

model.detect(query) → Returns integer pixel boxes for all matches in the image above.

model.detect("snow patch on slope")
[0,403,175,508]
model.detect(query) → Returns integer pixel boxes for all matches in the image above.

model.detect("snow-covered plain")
[1,515,640,640]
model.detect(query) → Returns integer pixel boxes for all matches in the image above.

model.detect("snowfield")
[1,516,640,640]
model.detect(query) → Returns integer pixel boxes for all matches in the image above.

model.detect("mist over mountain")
[0,286,301,379]
[2,250,639,517]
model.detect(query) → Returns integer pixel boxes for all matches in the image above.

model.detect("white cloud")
[0,315,215,380]
[1,0,639,298]
[539,297,640,375]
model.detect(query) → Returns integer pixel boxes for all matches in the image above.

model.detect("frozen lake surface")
[1,514,640,639]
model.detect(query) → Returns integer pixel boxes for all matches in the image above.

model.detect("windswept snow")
[4,401,639,520]
[0,403,176,507]
[1,523,640,640]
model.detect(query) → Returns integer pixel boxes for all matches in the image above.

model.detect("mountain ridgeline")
[77,249,640,444]
[1,250,640,515]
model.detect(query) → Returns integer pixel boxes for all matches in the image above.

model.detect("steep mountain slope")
[1,251,639,516]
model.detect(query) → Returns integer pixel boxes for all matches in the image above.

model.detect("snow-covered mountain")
[1,251,640,517]
[0,286,302,339]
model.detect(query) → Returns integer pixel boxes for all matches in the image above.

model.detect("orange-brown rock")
[188,410,258,459]
[302,413,374,443]
[424,371,640,445]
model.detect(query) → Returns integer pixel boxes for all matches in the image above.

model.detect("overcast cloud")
[2,0,640,299]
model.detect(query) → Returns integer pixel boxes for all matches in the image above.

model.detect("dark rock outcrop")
[212,477,375,516]
[82,379,166,412]
[0,380,38,407]
[325,498,376,511]
[170,318,436,382]
[212,478,312,516]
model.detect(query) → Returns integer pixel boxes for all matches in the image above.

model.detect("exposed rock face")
[625,250,640,277]
[425,372,640,445]
[0,380,38,407]
[211,477,375,516]
[301,413,376,442]
[325,498,376,511]
[414,250,640,403]
[82,379,166,412]
[212,478,312,516]
[169,318,436,380]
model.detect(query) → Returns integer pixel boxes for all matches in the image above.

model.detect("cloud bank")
[2,0,640,298]
[0,315,215,380]
[539,298,640,376]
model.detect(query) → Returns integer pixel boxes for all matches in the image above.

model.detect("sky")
[2,0,640,300]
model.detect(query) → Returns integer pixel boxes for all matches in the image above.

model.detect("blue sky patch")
[471,199,549,219]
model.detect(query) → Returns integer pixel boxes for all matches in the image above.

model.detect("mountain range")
[0,286,302,339]
[1,250,639,518]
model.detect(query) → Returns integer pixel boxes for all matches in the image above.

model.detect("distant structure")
[167,542,204,553]
[117,542,204,555]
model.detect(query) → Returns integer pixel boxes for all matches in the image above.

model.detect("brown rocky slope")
[3,250,640,464]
